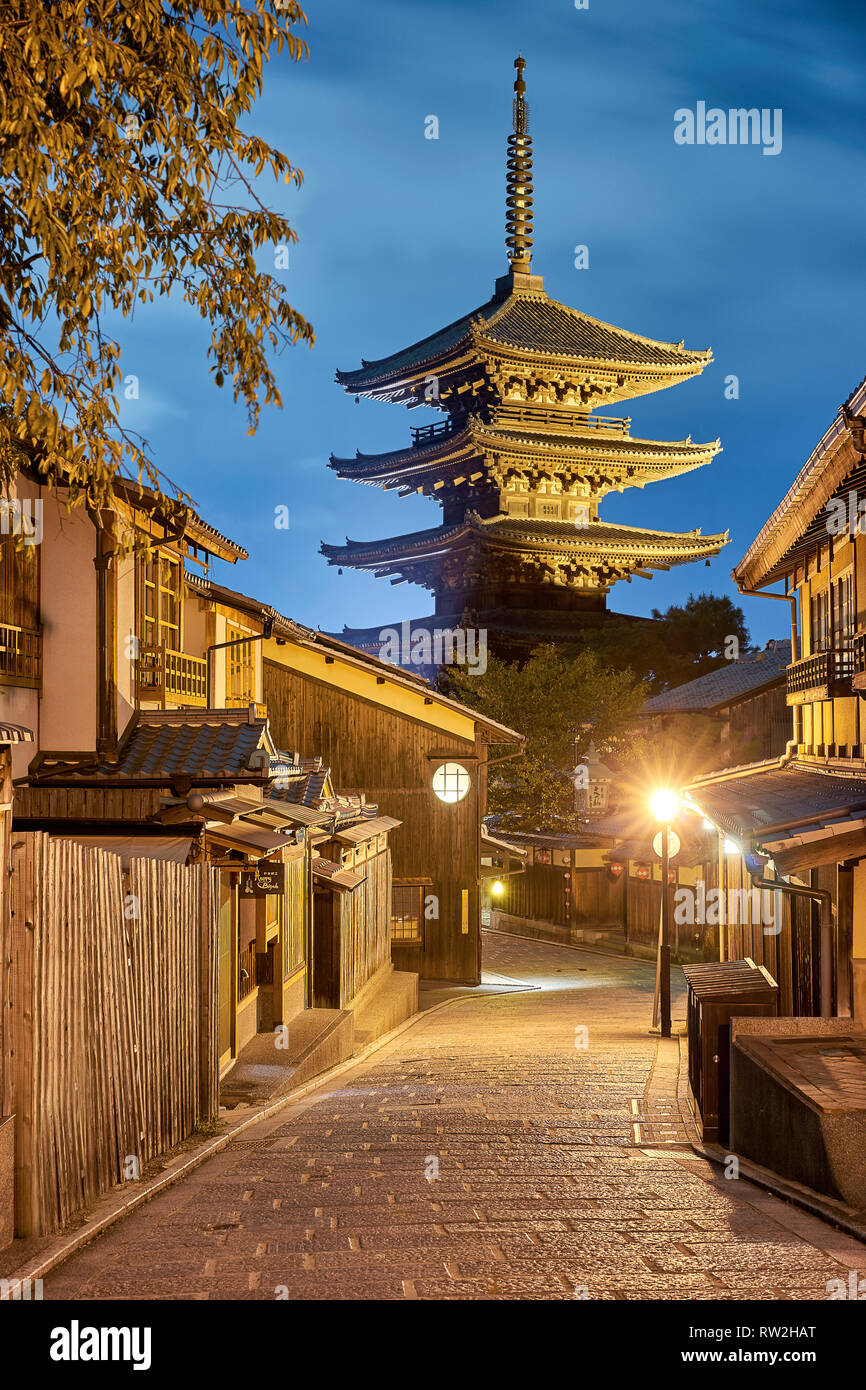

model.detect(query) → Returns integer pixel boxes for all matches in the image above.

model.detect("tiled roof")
[336,289,710,389]
[685,761,866,840]
[479,296,709,367]
[32,711,272,785]
[643,641,791,715]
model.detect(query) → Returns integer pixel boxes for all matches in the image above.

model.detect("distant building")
[642,640,792,769]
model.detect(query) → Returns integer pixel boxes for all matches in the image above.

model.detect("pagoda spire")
[506,55,533,273]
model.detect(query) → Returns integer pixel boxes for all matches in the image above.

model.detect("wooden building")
[322,58,728,667]
[181,577,524,984]
[684,376,866,1023]
[642,640,792,772]
[0,468,412,1234]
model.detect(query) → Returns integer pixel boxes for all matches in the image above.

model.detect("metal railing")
[138,645,208,705]
[0,621,42,687]
[786,648,854,703]
[237,940,257,1001]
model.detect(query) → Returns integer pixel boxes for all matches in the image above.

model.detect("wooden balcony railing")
[786,648,854,704]
[0,621,42,688]
[137,645,208,706]
[851,633,866,692]
[410,418,460,447]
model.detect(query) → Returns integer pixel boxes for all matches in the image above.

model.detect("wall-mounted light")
[432,762,470,804]
[491,880,504,897]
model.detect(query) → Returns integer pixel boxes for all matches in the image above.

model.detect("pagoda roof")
[329,418,720,494]
[336,286,711,405]
[321,513,729,576]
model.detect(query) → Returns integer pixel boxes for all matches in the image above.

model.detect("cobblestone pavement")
[44,932,866,1301]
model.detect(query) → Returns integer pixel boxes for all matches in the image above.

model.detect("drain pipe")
[748,870,835,1017]
[733,572,801,752]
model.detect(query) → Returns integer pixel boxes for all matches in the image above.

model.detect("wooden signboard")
[240,862,285,898]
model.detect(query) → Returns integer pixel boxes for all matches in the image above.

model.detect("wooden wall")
[265,659,483,983]
[336,846,392,1006]
[1,833,219,1236]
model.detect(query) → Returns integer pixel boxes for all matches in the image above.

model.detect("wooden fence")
[0,833,220,1237]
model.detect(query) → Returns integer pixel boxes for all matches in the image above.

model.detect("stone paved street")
[44,933,866,1300]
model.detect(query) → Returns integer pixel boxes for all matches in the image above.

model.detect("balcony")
[786,648,854,704]
[851,633,866,693]
[0,621,42,688]
[138,645,207,706]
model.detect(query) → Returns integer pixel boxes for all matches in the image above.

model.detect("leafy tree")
[0,0,312,512]
[444,644,648,831]
[573,593,750,693]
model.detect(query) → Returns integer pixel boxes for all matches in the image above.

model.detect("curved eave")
[735,387,866,589]
[322,519,730,572]
[328,431,722,490]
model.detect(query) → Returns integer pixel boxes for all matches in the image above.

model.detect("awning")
[685,760,866,874]
[312,857,364,891]
[333,815,402,845]
[206,823,289,857]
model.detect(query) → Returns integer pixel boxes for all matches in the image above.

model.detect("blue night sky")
[114,0,866,649]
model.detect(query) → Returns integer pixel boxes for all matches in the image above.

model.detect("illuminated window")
[432,762,470,803]
[392,884,424,942]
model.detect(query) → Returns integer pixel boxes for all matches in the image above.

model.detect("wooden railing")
[411,418,460,447]
[786,648,854,704]
[138,645,207,705]
[0,621,42,688]
[852,633,866,691]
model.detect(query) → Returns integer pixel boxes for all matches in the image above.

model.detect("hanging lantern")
[635,863,650,881]
[609,861,624,879]
[573,740,615,819]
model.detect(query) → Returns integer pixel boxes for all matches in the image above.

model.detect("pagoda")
[322,57,729,666]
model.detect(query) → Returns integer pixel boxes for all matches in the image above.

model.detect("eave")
[734,378,866,590]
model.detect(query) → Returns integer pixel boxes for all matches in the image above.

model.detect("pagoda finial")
[506,55,533,272]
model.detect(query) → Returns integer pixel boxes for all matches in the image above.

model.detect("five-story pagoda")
[322,57,728,665]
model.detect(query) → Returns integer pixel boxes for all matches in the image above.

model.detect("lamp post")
[650,789,677,1039]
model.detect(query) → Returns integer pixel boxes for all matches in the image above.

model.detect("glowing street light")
[491,880,505,897]
[650,787,676,1038]
[650,788,678,823]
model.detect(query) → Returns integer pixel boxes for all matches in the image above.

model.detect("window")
[831,572,854,648]
[392,884,424,942]
[432,762,470,803]
[138,550,181,651]
[0,535,40,686]
[810,588,830,653]
[227,625,256,706]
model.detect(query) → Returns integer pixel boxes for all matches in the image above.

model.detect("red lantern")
[667,868,677,885]
[609,861,623,879]
[635,863,650,881]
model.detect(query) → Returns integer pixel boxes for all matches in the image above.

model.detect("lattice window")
[227,625,256,706]
[391,884,424,942]
[138,550,181,651]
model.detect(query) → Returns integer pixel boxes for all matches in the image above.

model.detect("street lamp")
[650,788,677,1039]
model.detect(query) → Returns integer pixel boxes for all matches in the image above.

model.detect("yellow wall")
[263,635,479,742]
